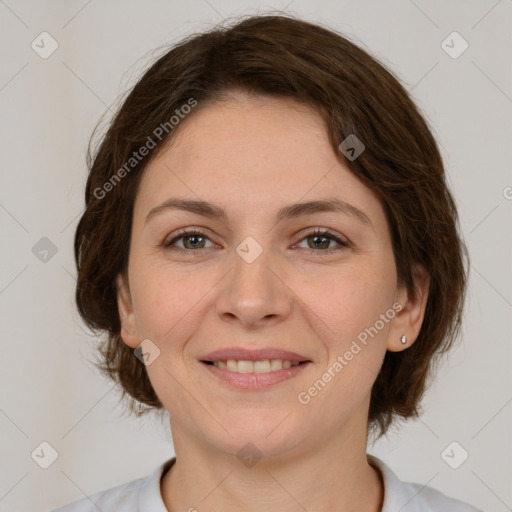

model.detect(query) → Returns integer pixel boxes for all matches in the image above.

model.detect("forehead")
[134,94,387,232]
[165,93,329,172]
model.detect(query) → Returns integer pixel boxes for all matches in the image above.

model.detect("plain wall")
[0,1,510,511]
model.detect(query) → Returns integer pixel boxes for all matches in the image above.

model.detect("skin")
[117,92,430,512]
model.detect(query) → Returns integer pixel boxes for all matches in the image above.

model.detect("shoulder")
[50,458,175,512]
[367,455,484,512]
[51,477,143,512]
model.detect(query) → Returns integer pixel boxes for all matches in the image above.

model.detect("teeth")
[254,360,270,373]
[237,360,253,373]
[212,359,301,373]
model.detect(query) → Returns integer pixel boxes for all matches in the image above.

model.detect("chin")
[207,413,307,459]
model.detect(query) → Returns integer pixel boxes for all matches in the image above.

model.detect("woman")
[54,14,483,512]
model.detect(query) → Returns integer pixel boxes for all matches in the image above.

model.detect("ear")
[116,273,140,349]
[387,264,430,352]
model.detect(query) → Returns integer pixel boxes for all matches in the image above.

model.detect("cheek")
[302,261,395,391]
[303,261,396,336]
[129,260,217,344]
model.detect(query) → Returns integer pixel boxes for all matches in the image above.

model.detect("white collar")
[136,454,481,512]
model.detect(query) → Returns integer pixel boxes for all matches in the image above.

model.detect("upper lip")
[201,347,311,363]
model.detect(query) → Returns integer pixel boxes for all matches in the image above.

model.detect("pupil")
[186,235,204,249]
[311,236,328,249]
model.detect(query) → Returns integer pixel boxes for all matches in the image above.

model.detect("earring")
[400,334,407,345]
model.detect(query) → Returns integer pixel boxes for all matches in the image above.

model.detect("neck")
[160,420,383,512]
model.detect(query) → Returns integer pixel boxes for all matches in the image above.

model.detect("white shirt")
[51,454,483,511]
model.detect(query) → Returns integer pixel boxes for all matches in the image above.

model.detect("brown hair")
[74,13,468,439]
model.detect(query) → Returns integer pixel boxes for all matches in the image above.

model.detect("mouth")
[199,358,312,390]
[200,359,309,373]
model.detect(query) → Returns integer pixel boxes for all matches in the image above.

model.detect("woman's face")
[117,93,424,458]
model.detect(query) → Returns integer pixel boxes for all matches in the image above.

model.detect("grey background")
[0,1,510,511]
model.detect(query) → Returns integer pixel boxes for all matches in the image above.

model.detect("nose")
[215,243,292,330]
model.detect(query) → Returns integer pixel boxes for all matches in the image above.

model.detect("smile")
[206,359,303,373]
[200,359,311,390]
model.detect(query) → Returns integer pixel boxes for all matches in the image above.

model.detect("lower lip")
[200,361,311,390]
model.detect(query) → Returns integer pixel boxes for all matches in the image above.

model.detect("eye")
[162,229,216,252]
[162,227,350,255]
[295,228,350,254]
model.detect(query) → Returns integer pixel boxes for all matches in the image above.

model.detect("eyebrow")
[145,198,372,228]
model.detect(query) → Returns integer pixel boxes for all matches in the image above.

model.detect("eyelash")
[162,228,350,256]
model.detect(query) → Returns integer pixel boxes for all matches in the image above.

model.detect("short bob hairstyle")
[74,14,468,439]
